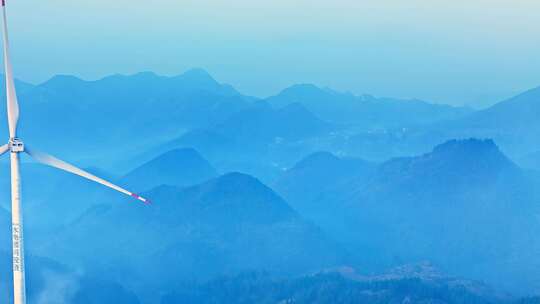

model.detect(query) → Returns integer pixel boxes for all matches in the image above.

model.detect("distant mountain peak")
[122,148,217,190]
[175,68,217,84]
[456,84,540,137]
[164,68,242,96]
[152,148,207,163]
[294,151,341,169]
[375,138,517,193]
[278,83,337,98]
[183,68,212,78]
[204,172,270,192]
[172,172,299,224]
[494,85,540,107]
[267,82,470,126]
[430,138,506,162]
[48,74,84,82]
[130,71,160,79]
[41,74,86,88]
[198,172,288,205]
[286,83,323,91]
[140,147,214,169]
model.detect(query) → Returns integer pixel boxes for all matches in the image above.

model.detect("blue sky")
[4,0,540,106]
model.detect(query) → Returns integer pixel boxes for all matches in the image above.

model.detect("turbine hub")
[9,137,24,153]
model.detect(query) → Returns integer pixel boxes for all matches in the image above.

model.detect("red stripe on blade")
[131,193,151,205]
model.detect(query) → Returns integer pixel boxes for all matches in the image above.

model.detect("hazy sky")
[4,0,540,106]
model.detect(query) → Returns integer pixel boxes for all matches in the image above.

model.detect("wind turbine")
[0,1,150,303]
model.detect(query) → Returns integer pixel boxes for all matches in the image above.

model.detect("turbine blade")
[1,1,20,138]
[0,143,8,156]
[25,147,150,204]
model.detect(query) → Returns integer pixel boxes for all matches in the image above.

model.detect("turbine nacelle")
[8,137,23,153]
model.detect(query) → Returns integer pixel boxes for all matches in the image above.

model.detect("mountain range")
[298,139,540,294]
[6,137,534,300]
[0,69,478,170]
[2,68,539,177]
[0,69,250,163]
[266,83,472,127]
[0,69,538,302]
[30,172,345,302]
[395,85,540,160]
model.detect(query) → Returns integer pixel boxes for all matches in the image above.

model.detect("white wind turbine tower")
[0,1,151,303]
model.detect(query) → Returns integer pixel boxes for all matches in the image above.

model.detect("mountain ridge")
[121,148,217,191]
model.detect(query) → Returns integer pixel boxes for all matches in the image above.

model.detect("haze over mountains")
[447,86,540,155]
[31,173,345,303]
[121,148,217,191]
[285,139,540,293]
[266,83,472,127]
[3,68,538,166]
[273,151,376,215]
[0,69,539,302]
[0,69,251,161]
